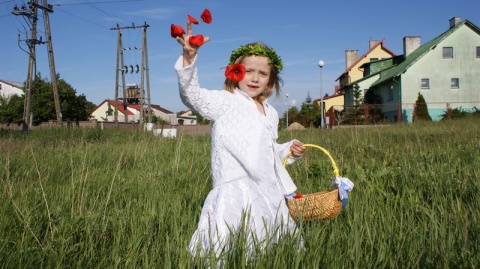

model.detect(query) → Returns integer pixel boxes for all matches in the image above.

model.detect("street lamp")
[285,93,289,128]
[318,60,325,128]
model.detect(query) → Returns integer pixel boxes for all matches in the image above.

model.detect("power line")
[54,0,147,5]
[78,0,125,22]
[54,6,108,29]
[0,0,15,4]
[51,0,143,28]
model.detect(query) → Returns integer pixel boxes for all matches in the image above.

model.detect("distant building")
[341,17,480,122]
[342,56,404,106]
[315,89,344,126]
[336,39,396,92]
[177,110,198,125]
[0,79,24,98]
[90,99,177,124]
[370,17,480,122]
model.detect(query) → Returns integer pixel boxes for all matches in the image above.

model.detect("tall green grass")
[0,119,479,268]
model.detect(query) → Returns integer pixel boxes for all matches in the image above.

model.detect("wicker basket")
[285,144,343,222]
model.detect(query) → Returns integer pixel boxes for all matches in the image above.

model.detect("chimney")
[449,17,461,29]
[403,36,421,58]
[369,40,378,49]
[345,50,358,69]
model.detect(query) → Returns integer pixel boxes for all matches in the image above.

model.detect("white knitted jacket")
[175,55,297,194]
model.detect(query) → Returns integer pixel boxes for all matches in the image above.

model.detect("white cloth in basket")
[332,176,354,208]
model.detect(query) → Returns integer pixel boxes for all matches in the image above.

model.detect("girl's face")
[238,55,271,99]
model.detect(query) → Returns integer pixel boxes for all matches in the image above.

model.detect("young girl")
[174,23,305,256]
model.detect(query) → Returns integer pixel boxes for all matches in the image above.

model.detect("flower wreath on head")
[229,43,284,72]
[225,43,283,82]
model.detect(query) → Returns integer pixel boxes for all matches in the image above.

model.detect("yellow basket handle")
[283,144,340,177]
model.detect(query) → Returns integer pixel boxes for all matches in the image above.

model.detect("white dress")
[175,55,299,256]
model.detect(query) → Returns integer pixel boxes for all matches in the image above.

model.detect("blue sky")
[1,0,479,115]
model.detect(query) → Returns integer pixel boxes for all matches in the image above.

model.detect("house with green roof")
[364,17,480,122]
[336,38,396,91]
[342,56,404,106]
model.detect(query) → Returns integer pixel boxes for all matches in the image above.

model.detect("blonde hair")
[224,42,283,103]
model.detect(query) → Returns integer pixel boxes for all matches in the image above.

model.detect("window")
[421,78,430,89]
[451,78,459,89]
[477,46,480,58]
[370,58,379,62]
[443,47,453,58]
[387,85,394,101]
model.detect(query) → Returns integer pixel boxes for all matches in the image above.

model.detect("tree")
[0,73,97,125]
[299,101,311,127]
[281,93,320,128]
[441,106,480,120]
[30,73,96,124]
[0,95,24,124]
[310,100,320,128]
[414,92,432,122]
[281,106,300,129]
[364,88,384,123]
[344,84,364,124]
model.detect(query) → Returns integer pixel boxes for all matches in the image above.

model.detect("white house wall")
[91,103,110,121]
[150,108,177,125]
[0,81,23,98]
[401,25,480,120]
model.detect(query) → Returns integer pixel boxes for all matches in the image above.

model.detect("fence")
[326,101,480,127]
[0,120,212,135]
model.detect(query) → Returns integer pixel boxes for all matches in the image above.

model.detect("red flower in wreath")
[189,34,205,47]
[187,15,199,25]
[170,24,185,38]
[225,64,246,82]
[201,9,212,24]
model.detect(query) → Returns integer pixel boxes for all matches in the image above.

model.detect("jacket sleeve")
[274,140,301,165]
[174,55,232,121]
[268,107,300,165]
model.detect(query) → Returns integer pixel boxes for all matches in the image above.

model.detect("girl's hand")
[290,141,306,158]
[177,20,210,67]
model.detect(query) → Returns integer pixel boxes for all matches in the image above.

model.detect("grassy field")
[0,119,479,268]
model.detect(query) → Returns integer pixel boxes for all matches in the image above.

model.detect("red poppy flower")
[293,193,303,199]
[189,34,205,47]
[225,64,246,82]
[187,15,199,25]
[201,8,212,24]
[170,24,185,38]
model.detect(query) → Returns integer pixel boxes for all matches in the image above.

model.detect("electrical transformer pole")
[111,22,151,126]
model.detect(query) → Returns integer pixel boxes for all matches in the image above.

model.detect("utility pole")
[113,24,125,123]
[12,0,62,131]
[41,0,62,125]
[110,22,151,126]
[142,23,152,124]
[13,1,39,131]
